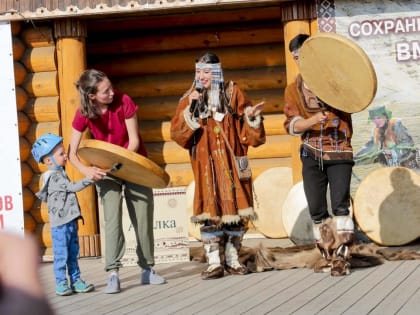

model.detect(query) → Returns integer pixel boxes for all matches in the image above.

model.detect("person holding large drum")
[68,69,165,294]
[283,34,355,270]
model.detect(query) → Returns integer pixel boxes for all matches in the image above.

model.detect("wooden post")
[54,20,98,240]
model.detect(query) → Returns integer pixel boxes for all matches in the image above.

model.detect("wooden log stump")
[22,71,59,97]
[21,46,57,72]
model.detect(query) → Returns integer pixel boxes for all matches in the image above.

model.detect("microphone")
[189,82,203,114]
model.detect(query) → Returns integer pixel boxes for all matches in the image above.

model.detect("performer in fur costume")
[171,52,265,279]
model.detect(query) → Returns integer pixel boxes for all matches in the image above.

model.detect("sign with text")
[99,187,190,266]
[0,21,24,235]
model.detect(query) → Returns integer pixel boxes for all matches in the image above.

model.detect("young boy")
[32,133,97,296]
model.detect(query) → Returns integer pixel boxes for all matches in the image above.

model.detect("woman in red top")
[69,69,165,294]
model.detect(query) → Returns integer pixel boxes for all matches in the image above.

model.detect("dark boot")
[200,225,225,280]
[224,226,248,275]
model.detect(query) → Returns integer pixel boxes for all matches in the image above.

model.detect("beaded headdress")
[195,62,224,111]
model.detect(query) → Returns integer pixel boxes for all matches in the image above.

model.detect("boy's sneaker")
[141,269,166,285]
[56,280,73,296]
[104,273,121,294]
[72,279,94,293]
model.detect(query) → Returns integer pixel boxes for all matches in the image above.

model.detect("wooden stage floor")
[40,238,420,315]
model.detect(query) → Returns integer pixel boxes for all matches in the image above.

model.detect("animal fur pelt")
[190,242,420,275]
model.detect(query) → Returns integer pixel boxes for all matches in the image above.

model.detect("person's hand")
[312,111,329,125]
[246,101,265,119]
[188,90,200,106]
[84,166,107,181]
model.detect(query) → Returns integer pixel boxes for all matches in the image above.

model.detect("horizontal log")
[16,86,29,111]
[140,113,286,143]
[92,43,285,76]
[30,200,49,224]
[18,111,31,136]
[20,136,31,162]
[27,158,48,174]
[22,71,59,97]
[21,26,55,48]
[87,7,282,33]
[87,22,283,55]
[135,88,284,121]
[21,162,33,187]
[114,66,286,98]
[25,121,61,143]
[165,157,292,187]
[14,61,27,85]
[24,212,36,233]
[28,173,41,194]
[23,187,35,212]
[21,46,56,72]
[35,223,52,248]
[13,37,25,61]
[24,96,60,122]
[146,134,291,164]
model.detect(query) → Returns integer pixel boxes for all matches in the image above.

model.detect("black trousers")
[301,154,354,223]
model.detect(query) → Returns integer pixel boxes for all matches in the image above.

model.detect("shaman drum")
[252,167,293,238]
[77,139,170,189]
[299,32,377,113]
[282,181,353,245]
[354,167,420,246]
[185,181,202,240]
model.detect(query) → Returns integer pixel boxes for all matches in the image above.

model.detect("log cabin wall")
[85,6,292,188]
[12,21,60,253]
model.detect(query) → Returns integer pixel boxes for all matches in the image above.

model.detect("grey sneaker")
[104,274,121,294]
[141,269,166,285]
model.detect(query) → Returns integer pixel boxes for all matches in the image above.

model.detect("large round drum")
[354,167,420,246]
[252,167,293,238]
[77,139,170,189]
[282,181,353,245]
[299,32,377,113]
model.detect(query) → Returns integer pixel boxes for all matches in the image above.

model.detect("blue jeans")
[51,219,81,285]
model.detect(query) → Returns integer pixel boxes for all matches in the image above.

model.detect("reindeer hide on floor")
[190,242,420,275]
[191,218,420,277]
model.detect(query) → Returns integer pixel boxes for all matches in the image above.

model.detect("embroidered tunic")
[284,75,353,161]
[170,82,266,224]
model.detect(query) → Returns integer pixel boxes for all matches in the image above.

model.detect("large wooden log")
[87,22,283,55]
[25,121,61,143]
[114,66,286,98]
[92,44,284,77]
[16,86,29,111]
[21,162,33,187]
[165,157,292,187]
[23,187,35,212]
[22,71,59,97]
[35,223,52,248]
[146,134,291,164]
[135,88,284,121]
[87,7,282,33]
[21,46,56,72]
[11,22,22,36]
[28,173,41,195]
[19,136,31,162]
[140,113,286,143]
[13,37,25,61]
[55,21,98,237]
[17,111,31,136]
[284,20,312,184]
[24,96,60,122]
[24,212,36,233]
[21,26,55,48]
[31,200,49,224]
[14,61,27,85]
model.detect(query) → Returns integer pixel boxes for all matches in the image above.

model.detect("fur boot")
[224,226,249,275]
[200,225,225,280]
